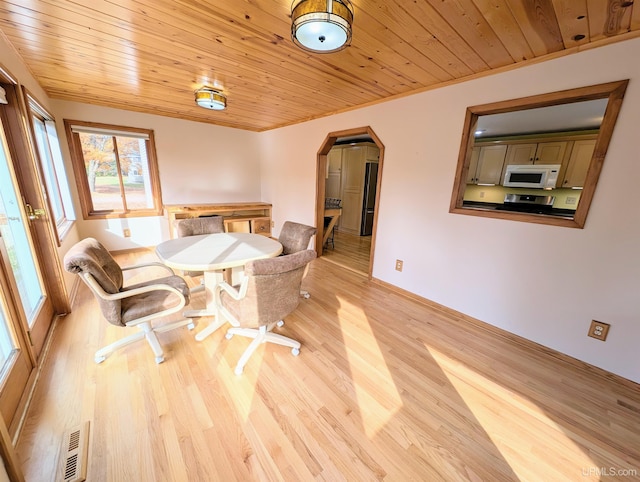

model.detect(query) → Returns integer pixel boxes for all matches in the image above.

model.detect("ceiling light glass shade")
[291,0,353,53]
[195,87,226,110]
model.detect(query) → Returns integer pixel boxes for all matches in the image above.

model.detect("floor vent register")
[58,421,89,482]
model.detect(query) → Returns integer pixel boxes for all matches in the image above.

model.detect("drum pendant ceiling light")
[194,87,226,110]
[291,0,354,53]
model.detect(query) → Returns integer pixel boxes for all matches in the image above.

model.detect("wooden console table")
[164,202,272,238]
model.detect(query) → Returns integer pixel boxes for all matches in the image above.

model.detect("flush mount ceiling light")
[194,87,226,110]
[291,0,354,53]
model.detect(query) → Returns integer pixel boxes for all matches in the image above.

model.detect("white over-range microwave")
[502,164,560,189]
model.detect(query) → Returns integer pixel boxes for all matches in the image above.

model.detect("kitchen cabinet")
[505,141,568,166]
[467,145,507,185]
[325,146,343,199]
[559,139,596,188]
[534,141,569,165]
[338,143,379,235]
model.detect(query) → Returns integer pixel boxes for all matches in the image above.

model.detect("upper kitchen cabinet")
[559,139,596,189]
[325,146,344,199]
[533,142,568,165]
[505,141,568,166]
[467,145,507,185]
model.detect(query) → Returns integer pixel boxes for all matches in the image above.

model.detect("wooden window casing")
[24,92,75,244]
[64,120,163,219]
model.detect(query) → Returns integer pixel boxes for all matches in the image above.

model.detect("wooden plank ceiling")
[0,0,638,131]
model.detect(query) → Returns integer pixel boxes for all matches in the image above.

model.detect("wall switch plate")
[123,228,131,237]
[395,259,403,271]
[588,320,610,341]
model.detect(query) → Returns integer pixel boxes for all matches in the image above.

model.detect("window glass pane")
[66,120,161,219]
[0,301,17,373]
[0,128,44,323]
[44,120,75,222]
[33,117,64,223]
[79,133,123,211]
[116,136,155,209]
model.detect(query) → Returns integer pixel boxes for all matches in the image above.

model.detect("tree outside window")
[64,121,163,219]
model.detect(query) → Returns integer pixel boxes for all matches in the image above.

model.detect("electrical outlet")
[123,228,131,238]
[395,259,403,272]
[588,320,610,341]
[566,196,577,205]
[479,191,485,199]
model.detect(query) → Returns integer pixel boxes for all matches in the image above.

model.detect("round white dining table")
[155,232,283,341]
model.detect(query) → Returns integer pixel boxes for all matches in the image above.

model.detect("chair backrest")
[278,221,317,255]
[177,216,224,237]
[64,237,124,325]
[222,250,316,328]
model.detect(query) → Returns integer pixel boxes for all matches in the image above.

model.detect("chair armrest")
[213,279,250,329]
[121,262,176,276]
[215,277,249,301]
[83,273,185,302]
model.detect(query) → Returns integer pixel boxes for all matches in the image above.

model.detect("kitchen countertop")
[462,201,576,217]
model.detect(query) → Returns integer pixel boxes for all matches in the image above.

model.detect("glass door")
[0,274,32,430]
[0,117,46,331]
[0,117,38,430]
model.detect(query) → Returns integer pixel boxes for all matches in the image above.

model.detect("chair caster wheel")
[94,355,106,364]
[187,322,195,330]
[225,333,233,340]
[155,356,165,364]
[291,348,300,356]
[276,320,284,327]
[303,293,310,299]
[234,366,243,375]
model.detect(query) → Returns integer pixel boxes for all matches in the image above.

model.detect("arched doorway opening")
[314,126,385,278]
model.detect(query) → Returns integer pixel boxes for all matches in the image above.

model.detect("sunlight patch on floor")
[425,344,596,481]
[217,344,261,422]
[337,298,403,439]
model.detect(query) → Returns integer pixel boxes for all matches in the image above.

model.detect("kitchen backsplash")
[464,184,581,210]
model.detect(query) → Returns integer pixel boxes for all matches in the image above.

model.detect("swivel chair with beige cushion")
[277,221,316,298]
[64,237,195,364]
[176,216,225,291]
[278,221,317,255]
[216,249,316,375]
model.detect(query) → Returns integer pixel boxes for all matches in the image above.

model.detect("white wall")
[259,38,640,383]
[50,101,263,250]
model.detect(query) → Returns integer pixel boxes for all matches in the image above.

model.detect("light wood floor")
[16,250,640,481]
[321,230,371,274]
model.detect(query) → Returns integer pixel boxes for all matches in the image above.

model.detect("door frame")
[0,72,70,359]
[314,126,385,279]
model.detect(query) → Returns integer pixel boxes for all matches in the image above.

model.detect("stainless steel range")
[500,193,555,214]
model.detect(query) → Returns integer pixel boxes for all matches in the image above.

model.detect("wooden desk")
[323,208,342,246]
[156,232,282,341]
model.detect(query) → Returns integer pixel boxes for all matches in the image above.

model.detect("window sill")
[56,219,75,245]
